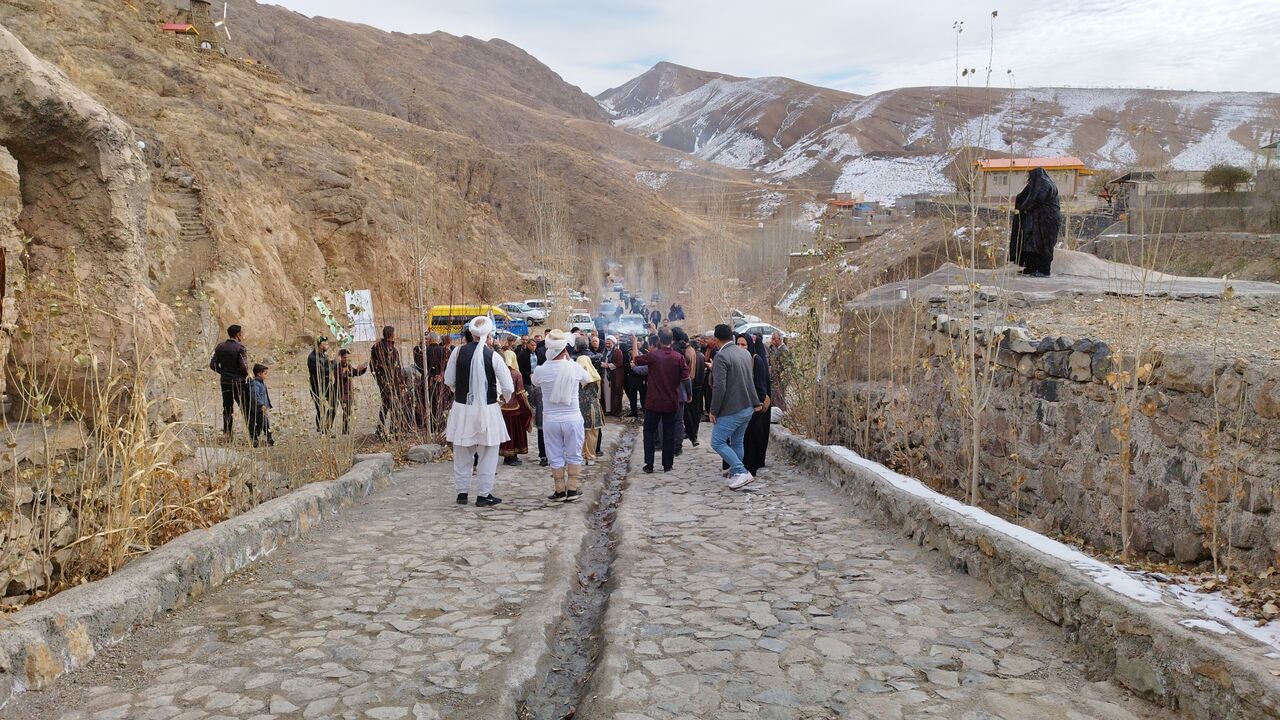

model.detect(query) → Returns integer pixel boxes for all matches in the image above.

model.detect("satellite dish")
[213,1,231,41]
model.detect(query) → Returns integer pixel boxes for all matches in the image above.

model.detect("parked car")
[612,313,648,337]
[498,301,547,325]
[736,322,796,340]
[568,311,596,332]
[598,300,617,317]
[525,298,553,312]
[567,289,590,304]
[612,281,625,293]
[494,329,522,345]
[731,309,762,328]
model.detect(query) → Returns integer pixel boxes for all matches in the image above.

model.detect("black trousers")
[311,390,336,434]
[220,379,248,435]
[248,404,273,447]
[643,409,678,470]
[537,429,546,459]
[685,386,703,442]
[625,379,645,417]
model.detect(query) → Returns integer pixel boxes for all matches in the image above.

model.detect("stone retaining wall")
[817,319,1280,572]
[774,427,1280,719]
[1083,232,1280,282]
[0,452,393,708]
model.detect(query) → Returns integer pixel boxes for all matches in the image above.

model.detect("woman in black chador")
[1009,167,1062,277]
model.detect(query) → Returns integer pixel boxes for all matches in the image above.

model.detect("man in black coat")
[308,336,338,434]
[1009,167,1063,277]
[210,325,250,438]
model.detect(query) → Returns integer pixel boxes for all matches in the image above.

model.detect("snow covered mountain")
[598,63,1280,203]
[598,62,857,171]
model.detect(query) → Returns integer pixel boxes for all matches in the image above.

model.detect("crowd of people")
[207,309,790,505]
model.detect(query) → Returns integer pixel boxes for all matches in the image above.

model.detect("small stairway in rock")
[155,165,219,358]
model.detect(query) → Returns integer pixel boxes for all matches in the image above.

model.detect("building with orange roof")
[974,156,1094,203]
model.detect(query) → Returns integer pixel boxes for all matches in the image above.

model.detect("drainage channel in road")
[516,427,637,720]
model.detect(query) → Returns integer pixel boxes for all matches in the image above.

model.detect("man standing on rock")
[307,336,337,434]
[634,328,690,474]
[445,316,514,507]
[709,324,761,490]
[209,324,250,440]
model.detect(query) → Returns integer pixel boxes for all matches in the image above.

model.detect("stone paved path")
[2,427,620,720]
[583,440,1163,720]
[3,423,1166,720]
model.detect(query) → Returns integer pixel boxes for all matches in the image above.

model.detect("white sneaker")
[728,472,754,490]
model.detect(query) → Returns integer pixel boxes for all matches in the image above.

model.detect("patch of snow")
[775,283,806,314]
[1169,583,1280,652]
[825,445,1163,604]
[797,202,824,232]
[1179,618,1233,635]
[755,190,785,219]
[634,171,669,190]
[1096,128,1138,167]
[761,145,821,179]
[832,154,952,204]
[835,92,887,122]
[1170,94,1271,170]
[703,130,768,169]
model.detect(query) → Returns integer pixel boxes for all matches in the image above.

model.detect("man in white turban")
[445,316,515,506]
[532,329,593,502]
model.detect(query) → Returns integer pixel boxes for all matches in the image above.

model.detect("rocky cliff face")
[0,0,750,361]
[601,63,1280,203]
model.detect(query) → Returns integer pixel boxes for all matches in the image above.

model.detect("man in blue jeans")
[708,324,762,489]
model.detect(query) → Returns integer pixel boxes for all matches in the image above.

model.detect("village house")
[975,156,1093,203]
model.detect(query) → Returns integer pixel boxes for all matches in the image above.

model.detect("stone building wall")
[812,321,1280,572]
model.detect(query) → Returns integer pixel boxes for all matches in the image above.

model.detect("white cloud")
[266,0,1280,96]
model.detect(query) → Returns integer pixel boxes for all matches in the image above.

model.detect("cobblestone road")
[3,427,620,720]
[583,441,1161,720]
[3,424,1164,720]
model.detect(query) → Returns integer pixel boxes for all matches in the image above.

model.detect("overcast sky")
[267,0,1280,96]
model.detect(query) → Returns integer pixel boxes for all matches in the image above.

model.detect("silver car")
[499,302,547,325]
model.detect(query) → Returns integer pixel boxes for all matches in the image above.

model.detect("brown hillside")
[0,0,769,366]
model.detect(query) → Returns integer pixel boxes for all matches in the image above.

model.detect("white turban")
[606,335,618,344]
[468,315,494,338]
[544,329,569,360]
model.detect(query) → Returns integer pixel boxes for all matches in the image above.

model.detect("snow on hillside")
[834,154,951,204]
[634,171,670,190]
[608,70,1280,203]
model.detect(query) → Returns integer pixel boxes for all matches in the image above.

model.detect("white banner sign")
[345,290,377,342]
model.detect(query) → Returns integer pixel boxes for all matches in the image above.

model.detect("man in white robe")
[445,316,515,506]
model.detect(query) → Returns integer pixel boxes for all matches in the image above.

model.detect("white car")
[498,302,547,325]
[612,313,648,337]
[568,312,597,332]
[736,322,796,340]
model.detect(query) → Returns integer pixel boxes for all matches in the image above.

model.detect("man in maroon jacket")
[634,328,690,473]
